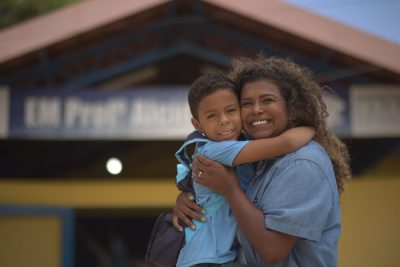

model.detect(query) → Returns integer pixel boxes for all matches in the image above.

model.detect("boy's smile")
[191,89,242,141]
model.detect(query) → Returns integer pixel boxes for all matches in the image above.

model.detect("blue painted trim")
[62,208,75,267]
[1,14,373,90]
[0,205,75,267]
[62,42,232,90]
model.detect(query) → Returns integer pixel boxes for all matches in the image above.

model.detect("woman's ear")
[191,117,202,133]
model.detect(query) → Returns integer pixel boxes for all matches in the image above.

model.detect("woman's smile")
[251,119,271,127]
[240,79,289,140]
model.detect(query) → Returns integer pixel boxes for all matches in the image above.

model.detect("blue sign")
[7,87,193,140]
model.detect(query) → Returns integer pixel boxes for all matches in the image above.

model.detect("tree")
[0,0,82,29]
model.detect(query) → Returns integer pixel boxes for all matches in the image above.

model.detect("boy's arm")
[233,126,314,166]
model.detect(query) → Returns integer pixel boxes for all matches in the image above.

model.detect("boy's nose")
[218,114,229,125]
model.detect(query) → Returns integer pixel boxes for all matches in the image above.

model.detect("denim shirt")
[239,141,341,267]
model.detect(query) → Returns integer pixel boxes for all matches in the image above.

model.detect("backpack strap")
[175,131,209,193]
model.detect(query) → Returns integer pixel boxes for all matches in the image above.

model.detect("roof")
[0,0,399,74]
[205,0,400,74]
[0,0,167,64]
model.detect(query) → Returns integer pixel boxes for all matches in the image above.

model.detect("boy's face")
[191,89,242,141]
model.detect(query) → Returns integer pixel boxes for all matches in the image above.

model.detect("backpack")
[145,131,206,267]
[145,211,186,267]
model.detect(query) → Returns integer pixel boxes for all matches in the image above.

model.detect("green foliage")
[0,0,83,29]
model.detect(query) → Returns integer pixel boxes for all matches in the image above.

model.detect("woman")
[173,54,351,266]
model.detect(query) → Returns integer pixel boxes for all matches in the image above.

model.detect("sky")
[283,0,400,45]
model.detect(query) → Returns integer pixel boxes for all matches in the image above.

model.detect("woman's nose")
[252,102,264,115]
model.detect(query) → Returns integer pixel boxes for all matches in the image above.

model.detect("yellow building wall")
[339,177,400,267]
[0,179,179,208]
[0,216,61,267]
[0,177,399,267]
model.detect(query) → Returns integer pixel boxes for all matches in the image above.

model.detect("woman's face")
[240,79,289,140]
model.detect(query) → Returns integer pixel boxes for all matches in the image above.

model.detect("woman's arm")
[233,126,314,166]
[192,155,297,263]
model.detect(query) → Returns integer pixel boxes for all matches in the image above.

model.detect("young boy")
[175,72,314,267]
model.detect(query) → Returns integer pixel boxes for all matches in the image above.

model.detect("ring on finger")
[198,171,203,178]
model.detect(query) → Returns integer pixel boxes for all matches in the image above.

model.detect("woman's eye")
[241,102,252,107]
[262,98,272,104]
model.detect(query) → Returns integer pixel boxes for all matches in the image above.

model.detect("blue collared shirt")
[176,138,250,267]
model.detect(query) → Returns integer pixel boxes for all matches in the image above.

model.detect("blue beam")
[1,14,373,90]
[61,42,232,90]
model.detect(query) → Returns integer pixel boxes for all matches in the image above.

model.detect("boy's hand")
[172,192,206,232]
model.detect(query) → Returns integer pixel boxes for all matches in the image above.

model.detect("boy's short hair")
[188,72,237,119]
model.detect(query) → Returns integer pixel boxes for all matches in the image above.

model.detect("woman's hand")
[191,155,240,196]
[172,191,206,232]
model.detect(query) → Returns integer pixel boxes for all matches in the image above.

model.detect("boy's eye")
[227,108,237,113]
[206,114,215,119]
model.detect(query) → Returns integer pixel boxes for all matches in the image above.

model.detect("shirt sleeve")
[198,140,250,167]
[260,159,333,242]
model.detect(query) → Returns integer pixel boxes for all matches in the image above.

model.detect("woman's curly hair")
[229,54,351,193]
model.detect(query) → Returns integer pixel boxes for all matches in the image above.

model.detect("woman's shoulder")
[278,140,330,166]
[298,140,327,155]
